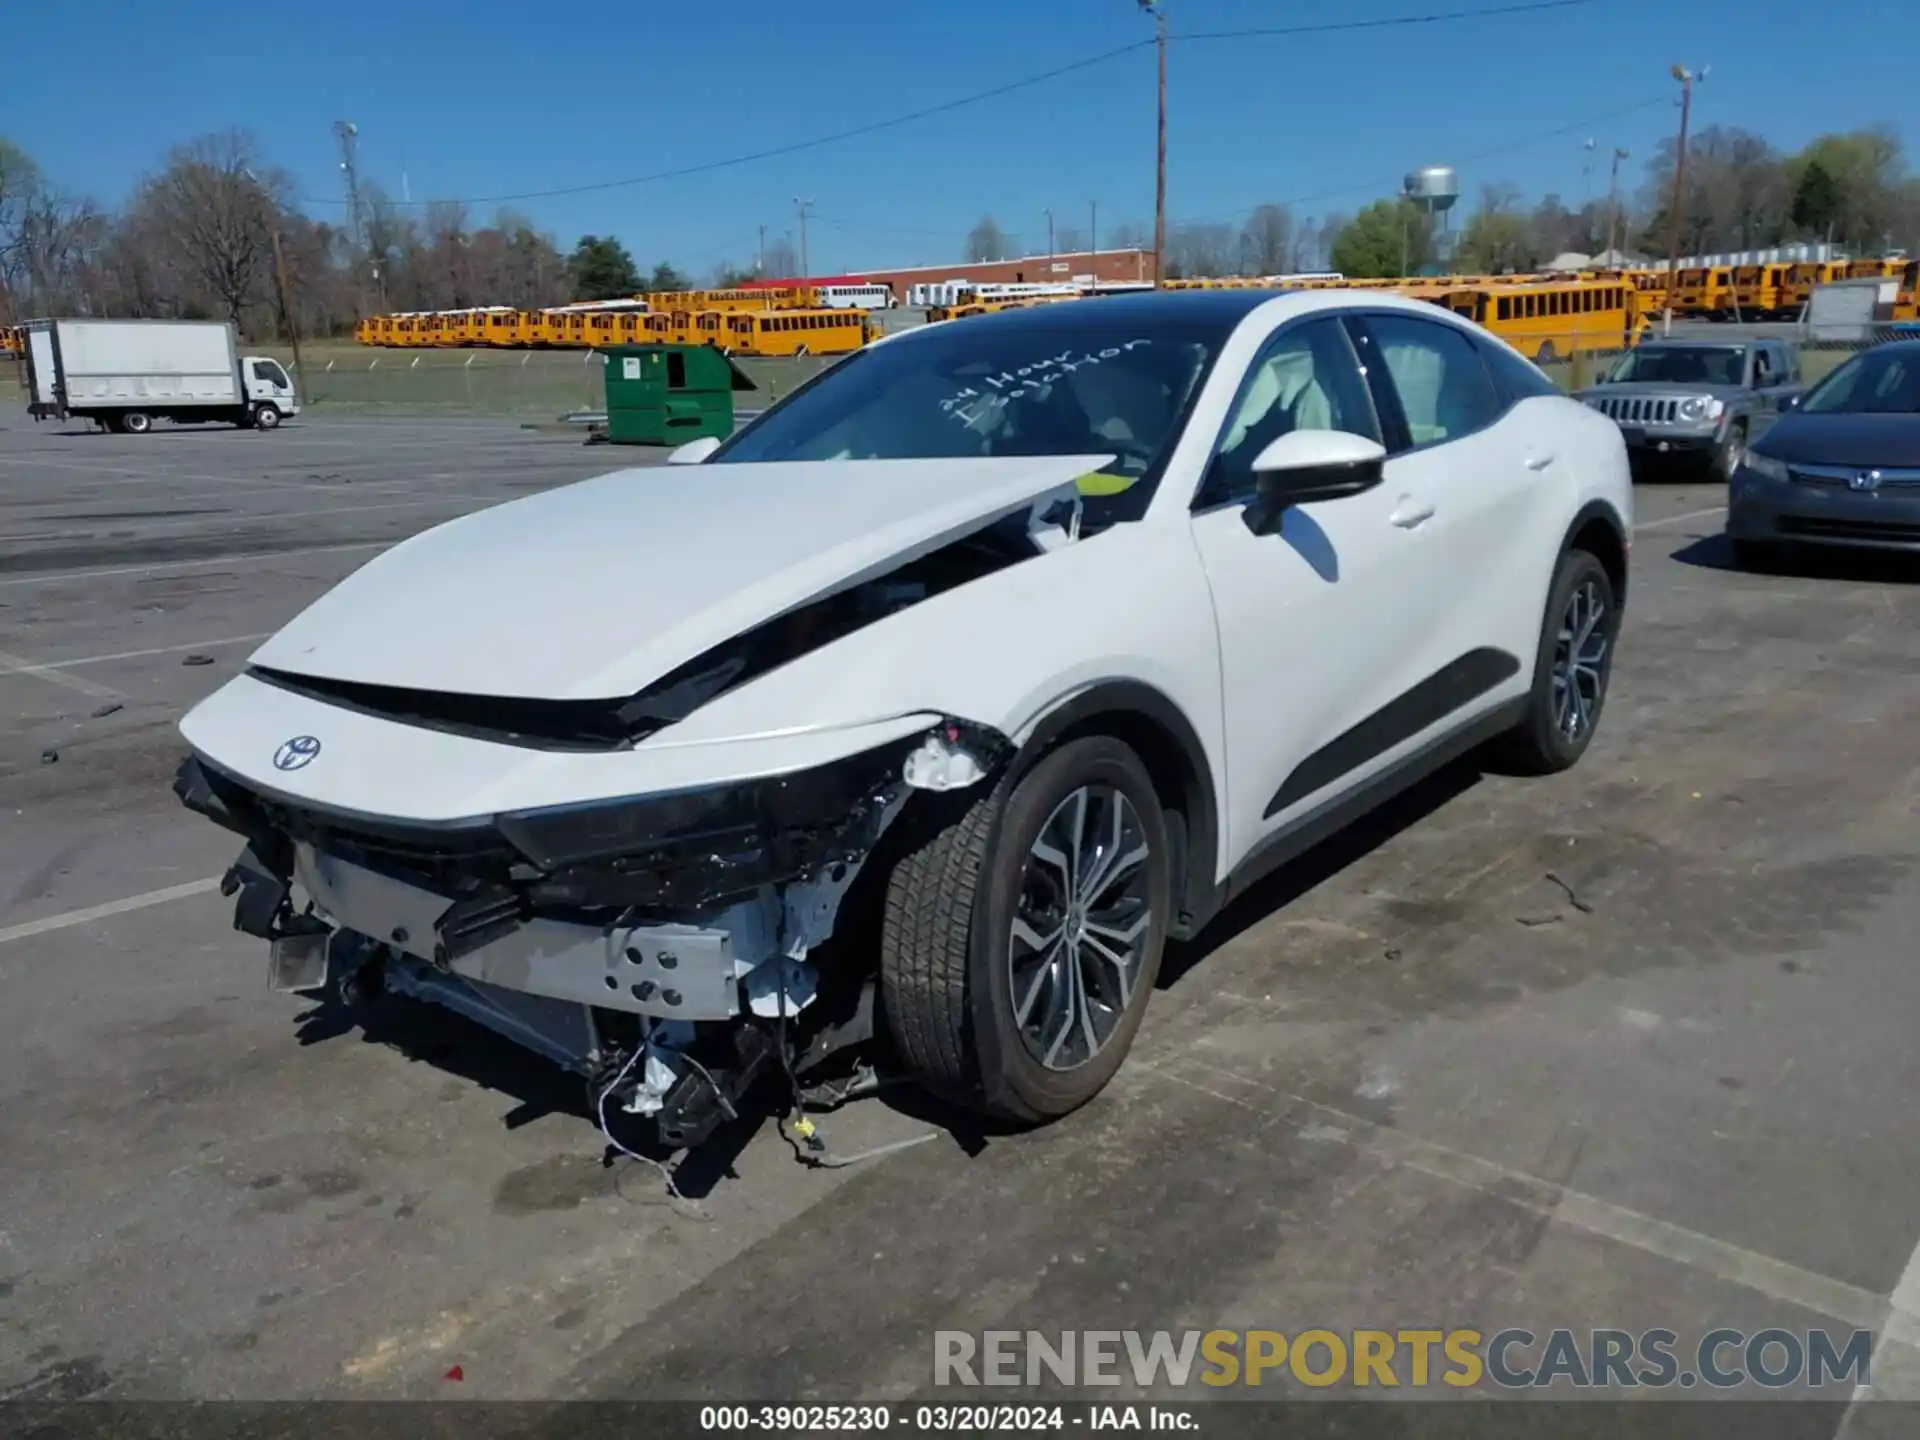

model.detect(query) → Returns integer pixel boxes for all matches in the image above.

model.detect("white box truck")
[23,318,299,434]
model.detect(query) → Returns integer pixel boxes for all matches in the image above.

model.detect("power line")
[1178,0,1594,42]
[297,0,1600,211]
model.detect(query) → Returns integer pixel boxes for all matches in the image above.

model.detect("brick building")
[854,249,1155,305]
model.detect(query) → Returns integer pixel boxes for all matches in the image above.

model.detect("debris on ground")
[1515,912,1563,928]
[1544,871,1595,914]
[89,702,123,718]
[181,654,214,666]
[39,748,58,764]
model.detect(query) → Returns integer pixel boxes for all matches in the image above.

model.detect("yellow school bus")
[1674,266,1736,317]
[723,308,868,357]
[1439,278,1647,361]
[1782,261,1849,313]
[1732,263,1793,318]
[1846,258,1904,283]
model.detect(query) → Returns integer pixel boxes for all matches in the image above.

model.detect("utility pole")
[1663,64,1706,318]
[793,197,814,280]
[1090,199,1098,265]
[758,224,767,275]
[1139,0,1167,285]
[246,169,304,406]
[1606,147,1629,260]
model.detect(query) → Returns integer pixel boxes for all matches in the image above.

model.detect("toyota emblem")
[1849,469,1883,493]
[273,735,322,771]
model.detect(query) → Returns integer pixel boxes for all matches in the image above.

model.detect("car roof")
[1634,337,1759,349]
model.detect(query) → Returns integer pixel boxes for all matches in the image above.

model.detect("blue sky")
[9,0,1918,275]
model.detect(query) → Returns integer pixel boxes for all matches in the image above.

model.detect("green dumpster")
[602,344,757,446]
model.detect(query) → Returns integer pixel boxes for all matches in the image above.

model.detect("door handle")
[1389,496,1435,529]
[1525,452,1557,471]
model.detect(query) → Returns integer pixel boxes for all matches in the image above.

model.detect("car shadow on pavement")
[1671,531,1920,584]
[1158,756,1486,990]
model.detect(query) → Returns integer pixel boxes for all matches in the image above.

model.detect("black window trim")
[1189,313,1383,513]
[1341,309,1509,457]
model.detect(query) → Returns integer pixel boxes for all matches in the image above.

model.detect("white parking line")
[0,877,221,947]
[0,539,392,588]
[0,490,502,545]
[0,633,271,678]
[1633,504,1726,533]
[0,645,124,699]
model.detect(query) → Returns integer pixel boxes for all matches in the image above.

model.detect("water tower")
[1403,165,1460,269]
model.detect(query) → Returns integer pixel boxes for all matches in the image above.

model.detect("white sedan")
[175,289,1631,1147]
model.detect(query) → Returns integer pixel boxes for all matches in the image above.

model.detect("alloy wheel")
[1007,785,1154,1072]
[1551,579,1610,741]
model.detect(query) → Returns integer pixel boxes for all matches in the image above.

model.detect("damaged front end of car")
[172,717,1009,1149]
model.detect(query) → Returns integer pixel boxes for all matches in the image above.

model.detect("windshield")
[1604,346,1744,386]
[253,361,289,388]
[710,313,1220,503]
[1799,349,1920,414]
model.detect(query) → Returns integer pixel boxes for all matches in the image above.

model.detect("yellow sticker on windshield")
[1074,471,1137,497]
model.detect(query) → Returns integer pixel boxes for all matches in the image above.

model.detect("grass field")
[5,333,1855,421]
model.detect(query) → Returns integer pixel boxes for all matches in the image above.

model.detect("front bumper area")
[1728,467,1920,551]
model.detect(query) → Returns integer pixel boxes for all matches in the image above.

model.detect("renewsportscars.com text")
[934,1328,1874,1390]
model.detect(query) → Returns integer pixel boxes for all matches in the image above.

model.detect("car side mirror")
[666,435,722,464]
[1243,430,1388,535]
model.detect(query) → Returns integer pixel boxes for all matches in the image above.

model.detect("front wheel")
[1713,420,1747,481]
[879,735,1170,1124]
[251,403,282,430]
[1494,549,1619,775]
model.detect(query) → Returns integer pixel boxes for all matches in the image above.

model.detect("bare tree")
[965,216,1009,262]
[135,131,283,332]
[1054,226,1086,255]
[762,234,799,277]
[1165,221,1235,278]
[1238,203,1293,276]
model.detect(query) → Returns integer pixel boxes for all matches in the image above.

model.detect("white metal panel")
[247,454,1104,701]
[27,327,57,404]
[53,320,240,406]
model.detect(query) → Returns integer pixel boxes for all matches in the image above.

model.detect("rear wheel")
[121,411,152,434]
[879,736,1170,1123]
[1495,549,1618,775]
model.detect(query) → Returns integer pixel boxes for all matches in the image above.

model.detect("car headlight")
[1677,395,1723,422]
[1743,452,1789,484]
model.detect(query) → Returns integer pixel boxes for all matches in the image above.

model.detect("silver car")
[1576,338,1804,478]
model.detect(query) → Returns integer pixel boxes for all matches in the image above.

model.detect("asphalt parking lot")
[2,410,1917,1428]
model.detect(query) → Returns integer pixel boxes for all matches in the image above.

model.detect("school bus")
[582,311,648,348]
[1674,266,1736,317]
[1438,278,1648,361]
[722,308,868,357]
[1892,260,1920,322]
[1732,263,1793,318]
[1846,258,1905,283]
[1781,261,1849,313]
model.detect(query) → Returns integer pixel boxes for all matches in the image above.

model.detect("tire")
[1730,538,1793,573]
[1712,420,1747,481]
[879,735,1171,1124]
[1495,549,1619,775]
[121,411,151,434]
[252,403,282,430]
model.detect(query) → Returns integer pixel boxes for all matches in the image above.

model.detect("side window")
[1365,314,1504,449]
[1200,319,1381,506]
[1752,347,1772,386]
[1477,336,1559,402]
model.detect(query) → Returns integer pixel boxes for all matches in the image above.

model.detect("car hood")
[1752,412,1920,467]
[248,455,1108,701]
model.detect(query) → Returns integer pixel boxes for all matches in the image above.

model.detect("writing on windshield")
[941,340,1154,429]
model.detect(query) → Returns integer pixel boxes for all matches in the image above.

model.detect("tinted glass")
[1478,337,1560,402]
[1799,349,1920,414]
[1204,319,1380,503]
[1366,314,1503,447]
[1605,347,1744,385]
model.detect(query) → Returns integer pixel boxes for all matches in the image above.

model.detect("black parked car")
[1726,340,1920,569]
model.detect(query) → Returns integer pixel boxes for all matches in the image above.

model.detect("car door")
[1749,341,1798,439]
[1341,311,1551,760]
[1185,315,1444,872]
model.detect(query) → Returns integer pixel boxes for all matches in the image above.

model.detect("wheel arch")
[1561,498,1630,611]
[1013,681,1221,941]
